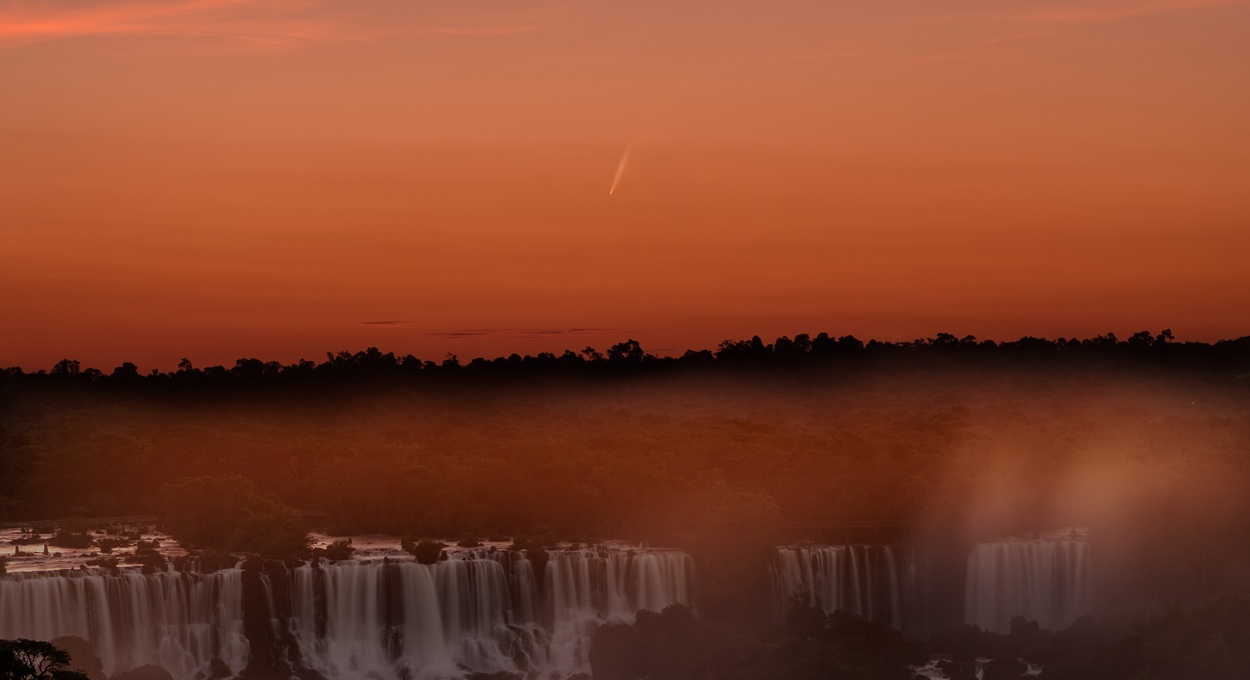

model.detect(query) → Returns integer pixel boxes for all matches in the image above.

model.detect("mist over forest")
[4,334,1250,597]
[3,332,1250,679]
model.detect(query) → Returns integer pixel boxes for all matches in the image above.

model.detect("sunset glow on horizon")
[3,0,1248,371]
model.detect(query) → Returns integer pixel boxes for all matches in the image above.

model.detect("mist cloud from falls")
[2,366,1247,621]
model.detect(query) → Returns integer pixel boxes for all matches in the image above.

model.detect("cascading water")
[0,567,248,679]
[964,528,1092,633]
[542,548,691,673]
[0,546,692,680]
[285,547,692,679]
[773,545,912,629]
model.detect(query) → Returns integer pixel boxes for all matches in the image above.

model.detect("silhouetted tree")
[109,362,140,381]
[0,639,89,680]
[49,360,79,377]
[607,339,647,363]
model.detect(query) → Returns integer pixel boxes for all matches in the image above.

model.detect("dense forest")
[4,331,1249,389]
[2,331,1249,618]
[3,331,1250,677]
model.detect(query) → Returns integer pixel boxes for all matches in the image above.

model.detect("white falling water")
[774,545,908,628]
[287,546,692,680]
[541,548,691,674]
[0,546,691,680]
[964,529,1092,633]
[0,568,248,679]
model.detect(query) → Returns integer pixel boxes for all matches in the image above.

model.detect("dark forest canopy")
[2,329,1250,614]
[1,330,1249,391]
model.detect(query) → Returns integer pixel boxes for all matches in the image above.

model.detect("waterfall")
[773,545,910,629]
[285,547,691,679]
[540,548,691,675]
[0,567,248,679]
[286,547,695,680]
[964,530,1092,633]
[0,545,692,680]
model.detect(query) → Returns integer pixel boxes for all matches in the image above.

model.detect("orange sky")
[2,0,1248,371]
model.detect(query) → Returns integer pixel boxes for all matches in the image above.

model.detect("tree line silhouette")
[3,330,1248,391]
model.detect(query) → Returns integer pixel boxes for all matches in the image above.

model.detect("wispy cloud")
[427,328,506,339]
[1022,0,1247,23]
[892,0,1244,65]
[0,1,548,51]
[893,31,1054,65]
[426,24,541,37]
[426,327,626,340]
[0,0,346,51]
[517,328,624,337]
[748,48,863,65]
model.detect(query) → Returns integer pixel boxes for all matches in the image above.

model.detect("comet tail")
[609,146,631,195]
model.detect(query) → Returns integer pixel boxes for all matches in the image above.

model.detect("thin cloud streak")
[427,328,626,340]
[1022,0,1247,23]
[892,31,1054,65]
[515,328,625,338]
[891,0,1245,65]
[0,1,545,50]
[749,49,862,65]
[890,0,1240,65]
[0,0,356,50]
[426,25,541,36]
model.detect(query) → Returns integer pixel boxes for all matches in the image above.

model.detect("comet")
[608,145,631,195]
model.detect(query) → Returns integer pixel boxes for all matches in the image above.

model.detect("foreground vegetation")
[0,639,89,680]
